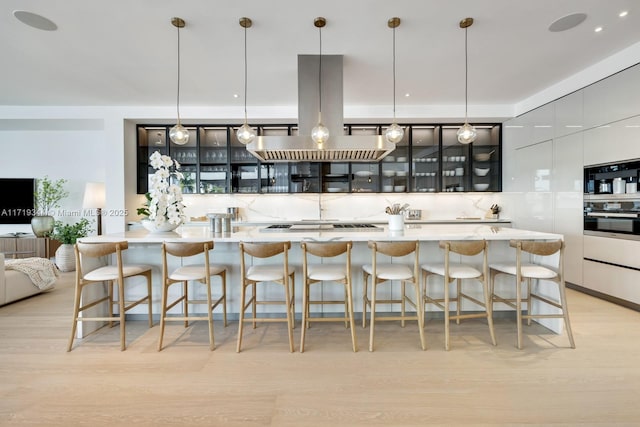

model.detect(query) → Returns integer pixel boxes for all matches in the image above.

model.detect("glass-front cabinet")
[136,123,501,194]
[411,126,439,192]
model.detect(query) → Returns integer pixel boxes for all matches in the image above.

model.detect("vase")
[31,215,55,237]
[388,214,404,231]
[141,219,181,233]
[55,244,76,272]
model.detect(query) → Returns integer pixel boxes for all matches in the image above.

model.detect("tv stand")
[0,235,57,259]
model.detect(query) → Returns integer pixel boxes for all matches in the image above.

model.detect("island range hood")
[247,55,395,162]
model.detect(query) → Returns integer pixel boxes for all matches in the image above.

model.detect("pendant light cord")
[243,24,248,123]
[392,25,397,120]
[175,24,182,124]
[318,26,323,118]
[464,26,468,122]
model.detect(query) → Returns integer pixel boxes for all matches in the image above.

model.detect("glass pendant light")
[169,17,189,145]
[237,17,256,145]
[311,17,329,146]
[457,17,477,144]
[385,17,404,144]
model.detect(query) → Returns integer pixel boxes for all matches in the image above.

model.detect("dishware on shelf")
[396,157,407,162]
[474,167,490,176]
[383,156,395,162]
[473,183,490,191]
[382,170,396,177]
[326,187,342,193]
[455,167,464,176]
[394,185,406,192]
[474,150,495,161]
[396,171,407,177]
[383,185,394,192]
[354,170,373,177]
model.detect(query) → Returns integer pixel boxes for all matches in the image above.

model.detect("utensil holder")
[388,214,404,231]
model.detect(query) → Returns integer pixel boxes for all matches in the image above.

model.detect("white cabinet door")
[512,140,554,233]
[553,133,583,285]
[503,115,531,150]
[583,115,640,166]
[554,90,584,139]
[583,64,640,129]
[530,103,555,144]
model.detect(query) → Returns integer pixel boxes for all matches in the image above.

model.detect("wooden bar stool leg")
[67,284,82,352]
[252,283,257,329]
[558,282,576,348]
[290,274,296,330]
[182,281,189,328]
[526,278,533,326]
[118,278,126,351]
[414,279,426,351]
[145,272,153,328]
[158,280,169,351]
[369,281,377,352]
[346,278,358,352]
[401,281,406,328]
[343,285,349,328]
[300,276,309,353]
[482,276,497,346]
[236,283,247,353]
[516,276,523,350]
[284,278,294,353]
[444,278,451,351]
[456,279,462,325]
[362,271,369,328]
[221,271,228,327]
[206,279,215,351]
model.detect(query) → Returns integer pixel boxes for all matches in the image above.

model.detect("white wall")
[0,126,106,235]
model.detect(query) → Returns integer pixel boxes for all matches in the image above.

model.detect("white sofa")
[0,253,51,306]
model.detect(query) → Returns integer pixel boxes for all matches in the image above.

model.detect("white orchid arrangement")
[137,151,186,227]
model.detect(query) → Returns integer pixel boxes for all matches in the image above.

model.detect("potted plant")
[32,176,69,237]
[51,218,93,272]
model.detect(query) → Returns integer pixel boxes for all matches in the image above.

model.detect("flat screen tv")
[0,178,36,224]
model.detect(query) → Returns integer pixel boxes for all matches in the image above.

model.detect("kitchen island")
[79,223,566,334]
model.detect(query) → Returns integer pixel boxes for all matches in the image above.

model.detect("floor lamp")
[82,182,105,235]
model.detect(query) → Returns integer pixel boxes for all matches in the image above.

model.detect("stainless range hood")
[247,55,394,162]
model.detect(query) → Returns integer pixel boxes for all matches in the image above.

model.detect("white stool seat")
[84,264,153,281]
[422,263,481,279]
[169,264,226,281]
[363,263,413,281]
[307,264,347,281]
[489,263,557,280]
[246,265,286,282]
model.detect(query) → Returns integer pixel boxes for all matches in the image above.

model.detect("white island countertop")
[82,223,561,244]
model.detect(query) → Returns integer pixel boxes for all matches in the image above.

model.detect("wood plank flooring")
[1,272,640,426]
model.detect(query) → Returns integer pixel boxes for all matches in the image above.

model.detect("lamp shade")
[82,182,105,209]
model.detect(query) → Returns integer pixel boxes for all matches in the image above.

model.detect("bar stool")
[300,241,357,352]
[421,240,496,350]
[489,239,576,349]
[237,241,296,352]
[158,240,227,351]
[362,240,426,352]
[68,241,153,351]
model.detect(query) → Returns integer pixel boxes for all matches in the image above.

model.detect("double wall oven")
[584,159,640,240]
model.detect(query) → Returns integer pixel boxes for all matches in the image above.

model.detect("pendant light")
[237,17,256,144]
[385,17,404,144]
[169,17,189,145]
[311,17,329,146]
[457,17,477,144]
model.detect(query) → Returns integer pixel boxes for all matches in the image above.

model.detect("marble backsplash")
[177,192,511,223]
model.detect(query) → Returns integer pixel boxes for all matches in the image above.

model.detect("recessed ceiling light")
[548,13,587,32]
[594,26,603,33]
[13,10,57,31]
[404,93,410,97]
[233,94,239,98]
[619,11,629,18]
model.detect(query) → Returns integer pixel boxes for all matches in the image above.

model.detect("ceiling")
[2,0,640,121]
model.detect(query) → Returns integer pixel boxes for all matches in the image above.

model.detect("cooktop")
[261,223,383,232]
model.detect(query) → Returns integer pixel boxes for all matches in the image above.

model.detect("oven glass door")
[584,199,640,238]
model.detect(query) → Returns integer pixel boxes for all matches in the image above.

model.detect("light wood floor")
[1,272,640,426]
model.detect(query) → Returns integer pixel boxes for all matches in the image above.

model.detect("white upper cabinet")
[503,115,531,150]
[583,114,640,166]
[583,65,640,129]
[530,102,555,145]
[554,90,584,139]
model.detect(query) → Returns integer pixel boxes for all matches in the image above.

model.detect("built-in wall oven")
[584,159,640,240]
